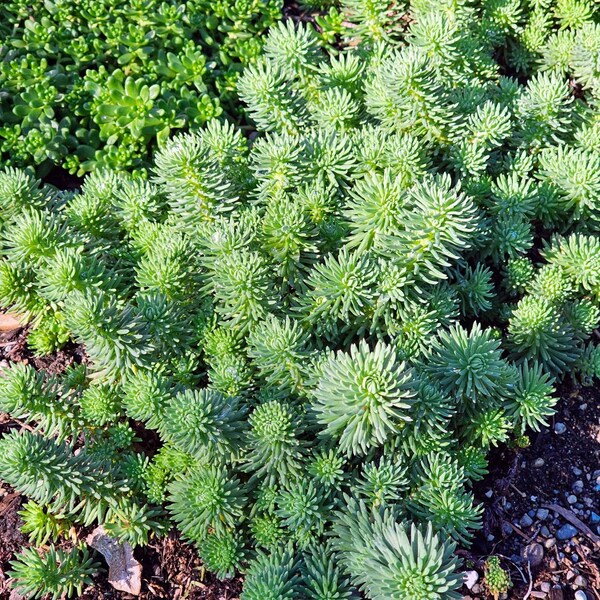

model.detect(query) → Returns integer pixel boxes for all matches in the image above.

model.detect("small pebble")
[579,403,587,411]
[463,570,479,590]
[567,494,578,504]
[520,514,534,528]
[485,489,493,498]
[590,512,600,524]
[573,480,584,493]
[487,533,495,542]
[572,553,579,563]
[572,467,583,476]
[541,582,551,593]
[540,525,550,537]
[522,543,544,568]
[502,522,513,536]
[574,575,587,588]
[533,458,545,468]
[557,524,578,540]
[537,508,550,520]
[554,422,567,434]
[544,537,556,549]
[574,591,588,600]
[549,559,558,569]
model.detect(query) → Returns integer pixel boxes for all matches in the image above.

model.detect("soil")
[1,322,599,600]
[460,384,600,600]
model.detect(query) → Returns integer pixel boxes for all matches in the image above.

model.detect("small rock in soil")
[520,514,534,527]
[464,570,479,590]
[533,458,545,467]
[574,591,588,600]
[522,543,544,568]
[544,537,556,549]
[556,524,578,540]
[554,422,567,434]
[573,480,584,492]
[574,575,587,588]
[590,511,600,524]
[537,508,550,520]
[567,494,578,504]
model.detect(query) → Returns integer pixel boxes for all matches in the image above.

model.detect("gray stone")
[537,508,550,520]
[540,525,551,537]
[573,480,584,493]
[541,582,551,593]
[567,494,578,504]
[544,537,556,549]
[574,592,588,600]
[572,467,583,476]
[502,521,513,536]
[574,576,587,588]
[520,514,534,527]
[522,543,544,568]
[550,585,564,600]
[464,570,479,590]
[554,422,567,434]
[533,458,545,467]
[556,524,578,540]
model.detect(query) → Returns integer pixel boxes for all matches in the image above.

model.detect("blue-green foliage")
[3,2,600,598]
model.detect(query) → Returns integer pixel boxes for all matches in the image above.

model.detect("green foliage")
[484,556,512,600]
[5,2,600,597]
[8,545,100,600]
[0,0,283,174]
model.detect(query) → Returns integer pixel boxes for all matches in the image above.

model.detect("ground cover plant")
[0,0,282,175]
[1,0,600,598]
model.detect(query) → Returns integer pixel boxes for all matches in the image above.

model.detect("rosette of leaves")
[0,0,283,174]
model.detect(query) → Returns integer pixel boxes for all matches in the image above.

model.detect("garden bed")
[1,323,598,600]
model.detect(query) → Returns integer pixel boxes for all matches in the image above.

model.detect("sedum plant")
[3,1,600,597]
[0,0,283,175]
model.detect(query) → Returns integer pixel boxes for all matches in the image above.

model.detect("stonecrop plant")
[2,0,600,598]
[0,0,283,175]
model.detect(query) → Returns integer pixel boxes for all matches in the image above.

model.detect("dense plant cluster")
[2,1,600,598]
[0,0,282,174]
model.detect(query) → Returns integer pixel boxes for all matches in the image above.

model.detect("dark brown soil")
[461,384,600,600]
